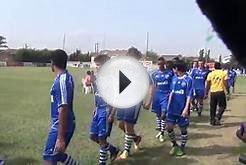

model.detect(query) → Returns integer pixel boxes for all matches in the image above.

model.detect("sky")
[1,0,231,58]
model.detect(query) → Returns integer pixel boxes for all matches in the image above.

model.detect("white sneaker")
[155,132,162,139]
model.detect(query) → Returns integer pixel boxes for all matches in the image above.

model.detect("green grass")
[0,67,246,165]
[235,76,246,93]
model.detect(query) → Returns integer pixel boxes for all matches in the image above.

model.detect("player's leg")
[216,92,227,124]
[190,90,198,112]
[117,109,125,132]
[232,80,236,93]
[176,117,190,156]
[98,116,119,164]
[196,90,205,116]
[43,129,78,165]
[90,114,99,144]
[166,113,179,156]
[159,96,169,142]
[118,106,141,160]
[151,93,162,135]
[210,93,218,125]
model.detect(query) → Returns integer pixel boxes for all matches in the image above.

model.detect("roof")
[99,49,128,57]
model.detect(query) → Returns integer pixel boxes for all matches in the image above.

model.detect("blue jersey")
[190,68,209,90]
[50,71,75,131]
[151,69,174,93]
[228,70,237,81]
[93,83,108,109]
[168,75,193,115]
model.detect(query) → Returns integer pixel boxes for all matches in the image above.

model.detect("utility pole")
[95,42,100,55]
[146,32,149,57]
[62,33,66,50]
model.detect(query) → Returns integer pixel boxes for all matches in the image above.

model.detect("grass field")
[0,67,246,165]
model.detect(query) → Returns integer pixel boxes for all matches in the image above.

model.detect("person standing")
[205,62,229,126]
[43,50,79,165]
[145,57,174,142]
[190,61,209,116]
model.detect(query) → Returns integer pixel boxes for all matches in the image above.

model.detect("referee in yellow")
[205,62,229,126]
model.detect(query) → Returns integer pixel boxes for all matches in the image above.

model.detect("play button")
[119,71,131,94]
[96,56,150,109]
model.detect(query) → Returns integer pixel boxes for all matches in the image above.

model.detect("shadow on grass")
[190,114,242,124]
[191,121,243,130]
[113,146,198,165]
[186,145,246,157]
[7,157,39,165]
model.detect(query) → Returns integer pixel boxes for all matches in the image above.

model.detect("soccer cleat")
[169,146,179,156]
[118,150,129,160]
[175,147,185,157]
[155,132,162,139]
[110,148,120,162]
[134,136,142,150]
[159,134,166,142]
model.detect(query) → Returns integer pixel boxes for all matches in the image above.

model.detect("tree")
[219,55,222,63]
[69,50,92,62]
[205,49,210,62]
[199,49,205,61]
[0,36,8,48]
[146,51,158,63]
[14,49,52,63]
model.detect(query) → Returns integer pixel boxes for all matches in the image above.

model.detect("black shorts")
[210,91,227,110]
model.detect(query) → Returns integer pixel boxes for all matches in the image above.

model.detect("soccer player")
[89,55,119,165]
[205,62,229,126]
[145,57,174,142]
[227,68,237,94]
[189,61,198,75]
[43,50,79,165]
[166,61,192,157]
[190,61,209,116]
[116,47,142,160]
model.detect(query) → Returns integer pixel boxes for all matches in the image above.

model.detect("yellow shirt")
[207,69,228,93]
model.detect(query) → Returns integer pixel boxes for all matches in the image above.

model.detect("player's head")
[193,61,198,68]
[175,61,187,76]
[166,60,174,70]
[198,60,205,69]
[126,47,142,60]
[94,55,110,70]
[91,70,94,75]
[87,70,91,75]
[214,62,222,69]
[50,49,68,73]
[157,57,165,70]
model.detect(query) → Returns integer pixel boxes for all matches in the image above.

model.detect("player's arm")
[224,73,229,94]
[205,73,212,97]
[108,106,116,123]
[58,105,68,142]
[144,73,156,109]
[144,84,155,110]
[56,77,69,153]
[182,78,193,117]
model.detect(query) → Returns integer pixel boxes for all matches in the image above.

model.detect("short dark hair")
[127,47,142,60]
[158,57,165,62]
[87,71,91,75]
[51,49,68,69]
[166,61,174,69]
[176,61,187,73]
[214,62,221,69]
[94,55,110,65]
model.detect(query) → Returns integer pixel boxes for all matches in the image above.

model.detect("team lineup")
[43,48,237,165]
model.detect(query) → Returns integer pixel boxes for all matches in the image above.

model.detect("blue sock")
[108,144,117,154]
